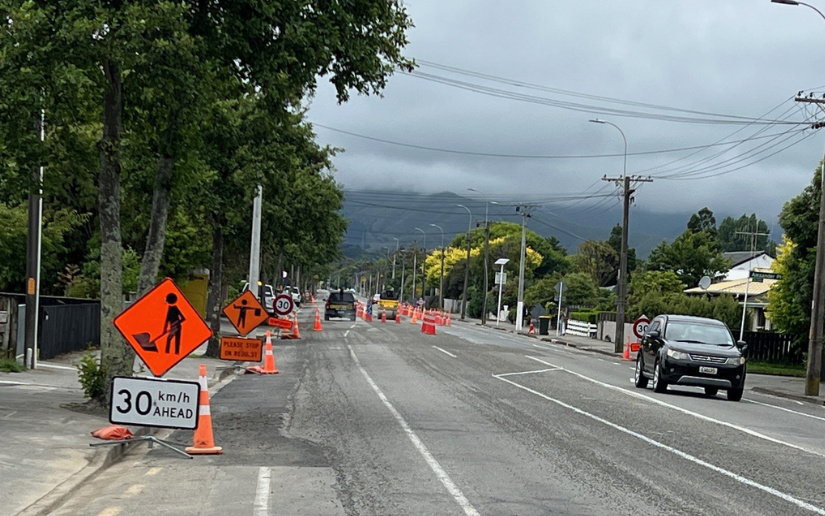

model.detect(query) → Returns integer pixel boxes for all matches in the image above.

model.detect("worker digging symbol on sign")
[164,293,186,354]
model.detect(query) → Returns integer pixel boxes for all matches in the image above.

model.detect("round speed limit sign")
[274,294,294,316]
[633,316,651,339]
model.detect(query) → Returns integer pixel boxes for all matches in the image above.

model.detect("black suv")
[634,314,747,401]
[325,290,357,321]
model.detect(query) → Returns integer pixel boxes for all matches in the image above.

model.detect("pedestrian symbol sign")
[114,278,213,377]
[223,290,268,336]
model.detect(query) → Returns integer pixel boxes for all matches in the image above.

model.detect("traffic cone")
[261,332,280,373]
[186,364,223,455]
[622,336,632,361]
[292,312,301,338]
[381,310,387,323]
[314,308,323,332]
[421,312,437,335]
[411,309,418,324]
[446,313,451,326]
[396,311,402,324]
[528,321,536,334]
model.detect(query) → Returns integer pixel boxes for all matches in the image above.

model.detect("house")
[683,251,776,332]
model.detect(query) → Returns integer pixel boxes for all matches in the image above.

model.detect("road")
[49,311,825,516]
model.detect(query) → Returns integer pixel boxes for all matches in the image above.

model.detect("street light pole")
[591,118,630,353]
[415,228,426,302]
[457,204,472,320]
[771,0,825,395]
[430,224,445,311]
[468,189,494,324]
[392,237,399,280]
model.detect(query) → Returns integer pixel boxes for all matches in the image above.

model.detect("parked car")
[325,289,357,321]
[286,286,301,307]
[634,314,747,401]
[241,282,275,314]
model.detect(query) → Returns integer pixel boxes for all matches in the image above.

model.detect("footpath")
[461,316,825,405]
[2,346,237,516]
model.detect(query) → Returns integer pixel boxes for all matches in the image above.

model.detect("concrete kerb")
[16,364,240,516]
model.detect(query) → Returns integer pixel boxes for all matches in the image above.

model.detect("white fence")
[566,319,597,338]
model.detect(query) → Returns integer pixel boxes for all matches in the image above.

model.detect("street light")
[430,224,445,311]
[468,189,497,324]
[392,237,399,280]
[456,204,473,320]
[590,118,630,353]
[773,0,825,395]
[415,228,426,301]
[494,258,510,326]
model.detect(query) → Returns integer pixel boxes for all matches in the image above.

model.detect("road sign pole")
[247,185,263,294]
[556,282,564,336]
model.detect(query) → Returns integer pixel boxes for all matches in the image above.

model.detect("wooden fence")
[742,330,804,365]
[40,303,100,360]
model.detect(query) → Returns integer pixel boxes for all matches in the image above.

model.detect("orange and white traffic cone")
[411,309,418,324]
[186,364,223,455]
[262,332,280,373]
[622,336,632,361]
[381,310,387,323]
[396,311,402,324]
[313,308,323,332]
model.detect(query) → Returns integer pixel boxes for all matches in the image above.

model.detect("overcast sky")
[307,0,825,231]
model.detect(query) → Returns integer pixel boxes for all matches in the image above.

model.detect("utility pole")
[481,221,491,324]
[247,185,263,299]
[735,228,770,341]
[602,175,652,352]
[393,238,399,280]
[399,248,406,303]
[24,109,45,369]
[796,92,825,392]
[411,246,417,302]
[514,203,539,332]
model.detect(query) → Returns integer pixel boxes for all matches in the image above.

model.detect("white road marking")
[124,484,143,496]
[750,390,805,405]
[254,467,271,516]
[493,368,562,378]
[96,508,121,516]
[144,467,162,476]
[348,346,480,516]
[344,330,350,338]
[3,411,16,419]
[350,324,358,329]
[745,398,825,422]
[36,363,77,371]
[433,346,457,358]
[496,374,825,515]
[526,356,825,459]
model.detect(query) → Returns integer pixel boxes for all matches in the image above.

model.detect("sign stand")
[90,435,193,459]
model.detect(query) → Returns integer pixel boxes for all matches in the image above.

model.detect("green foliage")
[718,214,775,253]
[569,240,617,287]
[76,350,106,401]
[606,224,638,284]
[646,230,730,287]
[65,247,142,298]
[628,270,685,313]
[560,272,599,307]
[0,358,24,372]
[632,293,744,331]
[570,310,599,324]
[687,207,718,238]
[524,277,561,311]
[466,285,482,318]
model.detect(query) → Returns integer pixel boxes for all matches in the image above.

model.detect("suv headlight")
[727,356,746,365]
[666,349,689,360]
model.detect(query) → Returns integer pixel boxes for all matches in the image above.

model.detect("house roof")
[722,251,769,267]
[684,276,777,297]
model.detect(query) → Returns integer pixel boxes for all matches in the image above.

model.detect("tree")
[627,270,685,319]
[687,207,718,239]
[569,240,618,287]
[606,223,638,285]
[559,272,599,307]
[646,230,730,287]
[718,214,776,254]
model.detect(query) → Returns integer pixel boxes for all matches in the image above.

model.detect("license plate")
[699,366,717,375]
[330,304,348,310]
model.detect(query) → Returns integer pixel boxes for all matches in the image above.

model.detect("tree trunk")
[98,59,131,402]
[205,220,224,358]
[136,152,175,295]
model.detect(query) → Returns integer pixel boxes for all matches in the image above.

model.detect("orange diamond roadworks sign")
[114,278,213,377]
[219,336,263,362]
[223,290,269,336]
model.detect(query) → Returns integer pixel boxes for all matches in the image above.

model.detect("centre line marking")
[253,467,271,516]
[144,467,162,476]
[433,346,457,358]
[124,484,143,497]
[525,355,825,459]
[348,346,480,516]
[493,368,561,378]
[496,374,825,515]
[344,330,350,338]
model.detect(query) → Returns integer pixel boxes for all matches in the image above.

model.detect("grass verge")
[747,361,805,377]
[0,358,25,372]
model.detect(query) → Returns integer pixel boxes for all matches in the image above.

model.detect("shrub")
[76,349,106,400]
[0,358,24,372]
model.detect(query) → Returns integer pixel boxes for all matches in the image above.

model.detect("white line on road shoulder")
[433,346,457,358]
[36,363,77,371]
[525,355,825,459]
[254,467,271,516]
[496,375,825,515]
[348,345,480,516]
[744,398,825,422]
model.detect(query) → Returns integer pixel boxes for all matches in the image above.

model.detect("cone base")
[185,446,223,455]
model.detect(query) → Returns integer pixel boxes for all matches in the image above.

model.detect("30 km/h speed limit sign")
[633,316,651,339]
[109,376,200,430]
[273,293,294,316]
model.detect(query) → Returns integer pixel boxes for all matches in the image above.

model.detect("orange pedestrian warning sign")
[219,336,263,362]
[223,290,268,336]
[113,278,213,377]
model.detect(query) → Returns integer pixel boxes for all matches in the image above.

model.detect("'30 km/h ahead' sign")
[109,376,200,430]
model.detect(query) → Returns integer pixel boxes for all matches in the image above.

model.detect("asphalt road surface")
[50,313,825,516]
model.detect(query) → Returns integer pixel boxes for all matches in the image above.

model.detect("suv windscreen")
[664,322,734,345]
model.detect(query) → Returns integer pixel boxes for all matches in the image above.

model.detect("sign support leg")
[90,435,193,459]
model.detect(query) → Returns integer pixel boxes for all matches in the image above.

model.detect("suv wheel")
[727,387,743,402]
[704,387,718,397]
[634,354,648,388]
[652,359,668,393]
